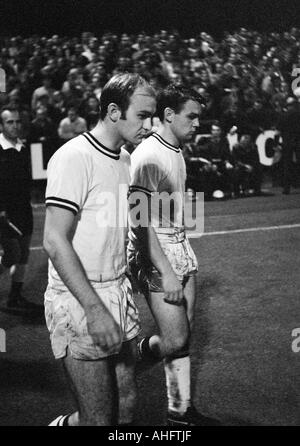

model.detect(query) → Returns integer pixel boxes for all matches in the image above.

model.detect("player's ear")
[164,107,175,123]
[107,103,122,122]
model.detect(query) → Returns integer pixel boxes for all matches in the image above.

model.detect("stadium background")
[1,0,300,36]
[0,0,300,427]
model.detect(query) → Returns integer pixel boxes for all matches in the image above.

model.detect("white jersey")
[129,133,186,229]
[46,131,130,289]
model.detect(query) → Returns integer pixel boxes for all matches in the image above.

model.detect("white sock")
[164,355,191,415]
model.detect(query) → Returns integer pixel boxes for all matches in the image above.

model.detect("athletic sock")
[55,414,70,426]
[164,355,191,415]
[139,336,160,362]
[62,415,69,426]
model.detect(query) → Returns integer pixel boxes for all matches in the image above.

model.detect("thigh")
[63,354,116,426]
[147,290,189,340]
[114,338,137,383]
[183,275,196,330]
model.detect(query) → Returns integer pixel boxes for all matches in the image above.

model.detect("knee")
[163,331,190,356]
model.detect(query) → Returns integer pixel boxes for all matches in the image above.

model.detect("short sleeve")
[45,146,89,215]
[130,152,165,196]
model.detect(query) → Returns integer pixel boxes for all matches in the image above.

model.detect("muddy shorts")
[127,227,198,293]
[44,275,140,360]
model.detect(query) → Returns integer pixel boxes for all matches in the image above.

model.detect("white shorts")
[44,275,140,360]
[127,228,198,293]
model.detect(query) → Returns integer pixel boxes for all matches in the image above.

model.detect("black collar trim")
[83,132,120,160]
[152,133,180,153]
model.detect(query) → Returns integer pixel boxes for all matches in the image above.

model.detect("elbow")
[43,233,52,257]
[43,230,59,258]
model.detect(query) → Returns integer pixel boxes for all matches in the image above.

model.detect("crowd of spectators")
[1,27,300,196]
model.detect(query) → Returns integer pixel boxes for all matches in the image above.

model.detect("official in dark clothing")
[232,134,262,197]
[277,97,300,194]
[0,106,37,308]
[195,124,234,198]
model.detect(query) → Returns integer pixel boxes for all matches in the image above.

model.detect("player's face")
[171,100,201,144]
[0,110,21,143]
[119,87,156,145]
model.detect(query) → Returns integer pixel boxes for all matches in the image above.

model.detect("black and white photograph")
[0,0,300,430]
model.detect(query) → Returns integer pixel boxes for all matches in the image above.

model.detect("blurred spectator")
[277,95,300,194]
[220,103,248,137]
[31,75,55,111]
[0,26,300,197]
[30,106,57,143]
[51,90,67,125]
[30,106,58,166]
[61,68,86,107]
[198,123,234,198]
[80,95,99,130]
[245,99,278,140]
[232,134,262,197]
[58,106,87,142]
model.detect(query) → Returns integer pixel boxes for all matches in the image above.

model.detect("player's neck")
[90,122,123,152]
[156,126,180,148]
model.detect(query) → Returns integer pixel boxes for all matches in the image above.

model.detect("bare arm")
[43,206,121,352]
[147,225,183,304]
[131,192,183,304]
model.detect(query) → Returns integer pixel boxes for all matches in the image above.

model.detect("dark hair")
[156,84,206,122]
[67,104,78,113]
[99,73,155,120]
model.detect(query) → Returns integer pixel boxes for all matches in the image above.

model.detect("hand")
[161,269,184,305]
[85,303,122,353]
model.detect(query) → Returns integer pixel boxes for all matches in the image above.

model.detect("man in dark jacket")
[195,123,234,198]
[232,134,262,197]
[0,106,37,308]
[277,97,300,194]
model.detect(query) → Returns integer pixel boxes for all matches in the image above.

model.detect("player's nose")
[193,117,200,128]
[143,117,152,132]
